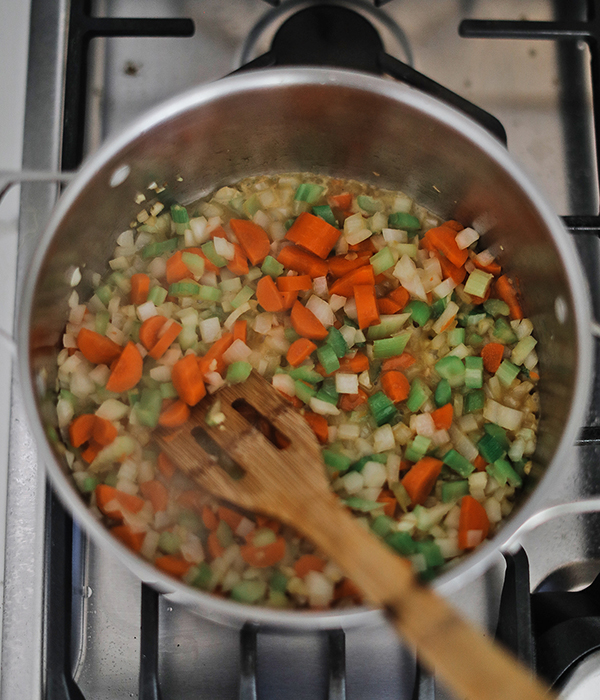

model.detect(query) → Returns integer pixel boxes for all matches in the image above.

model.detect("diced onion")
[272,373,295,397]
[455,227,479,250]
[222,339,252,365]
[137,301,157,322]
[199,316,222,343]
[372,424,395,453]
[306,295,335,327]
[309,397,340,416]
[335,372,359,395]
[213,236,236,261]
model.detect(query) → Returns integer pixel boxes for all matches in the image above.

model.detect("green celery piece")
[367,316,408,340]
[231,580,267,604]
[323,450,352,473]
[464,356,483,389]
[198,285,223,302]
[442,449,474,477]
[371,515,395,537]
[170,203,189,224]
[370,246,395,275]
[315,378,338,405]
[158,531,181,555]
[495,359,520,387]
[368,391,397,426]
[406,377,431,413]
[484,298,510,317]
[464,389,485,414]
[415,540,445,568]
[493,317,518,344]
[169,281,201,297]
[441,480,470,503]
[326,326,348,358]
[484,423,510,451]
[191,562,213,590]
[486,459,523,488]
[356,195,383,213]
[349,454,387,472]
[312,204,336,226]
[464,269,493,298]
[261,255,285,278]
[226,361,252,384]
[159,382,179,399]
[178,326,198,351]
[466,310,487,326]
[219,277,242,293]
[317,344,340,375]
[388,212,420,230]
[372,332,411,359]
[104,472,118,487]
[59,389,77,405]
[178,509,205,535]
[216,520,234,548]
[511,335,537,366]
[430,297,448,319]
[201,240,228,268]
[294,183,325,204]
[78,476,99,494]
[181,251,206,278]
[284,327,301,343]
[467,333,484,347]
[269,570,288,593]
[231,285,255,309]
[406,300,432,327]
[477,432,506,463]
[284,218,296,230]
[405,434,432,462]
[95,311,110,335]
[288,366,322,384]
[243,194,260,218]
[96,285,112,306]
[434,378,452,407]
[141,237,179,259]
[342,497,381,512]
[147,286,168,306]
[435,355,465,388]
[385,531,417,555]
[447,328,465,347]
[135,388,162,428]
[295,380,317,404]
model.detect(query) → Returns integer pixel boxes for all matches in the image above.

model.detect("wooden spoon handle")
[291,492,554,700]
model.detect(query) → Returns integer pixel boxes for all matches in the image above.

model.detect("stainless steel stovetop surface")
[3,1,600,699]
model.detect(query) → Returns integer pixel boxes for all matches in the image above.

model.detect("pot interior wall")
[28,75,581,583]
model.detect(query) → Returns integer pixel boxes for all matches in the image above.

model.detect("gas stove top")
[3,1,600,699]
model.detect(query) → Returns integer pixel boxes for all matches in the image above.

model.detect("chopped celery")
[464,269,493,297]
[511,335,537,366]
[135,388,162,428]
[191,562,213,590]
[201,241,228,268]
[159,382,179,399]
[231,285,255,309]
[442,449,474,477]
[316,378,338,405]
[261,255,284,278]
[495,359,520,387]
[372,332,411,359]
[467,332,484,347]
[169,281,200,297]
[178,326,198,351]
[388,212,420,230]
[434,378,452,407]
[342,497,381,512]
[95,311,110,335]
[349,453,387,472]
[430,297,448,319]
[406,378,431,413]
[368,391,397,426]
[325,326,348,358]
[323,450,352,474]
[295,380,317,404]
[447,328,465,347]
[96,285,112,306]
[405,300,431,327]
[464,356,483,389]
[367,316,408,340]
[484,298,510,317]
[141,237,179,259]
[486,459,523,488]
[284,327,301,343]
[371,515,395,537]
[370,246,395,275]
[465,310,486,326]
[158,530,181,554]
[231,580,267,604]
[484,423,510,451]
[493,317,518,344]
[357,195,383,213]
[415,540,445,568]
[405,434,431,462]
[147,286,168,306]
[78,476,99,494]
[171,204,189,224]
[294,183,325,204]
[219,277,242,293]
[435,356,465,388]
[441,480,469,503]
[181,251,206,277]
[477,433,506,463]
[269,570,288,593]
[226,361,252,384]
[464,389,485,414]
[385,531,417,555]
[243,194,260,217]
[317,345,340,375]
[284,218,296,230]
[288,366,322,384]
[312,204,336,226]
[198,285,223,302]
[217,520,234,547]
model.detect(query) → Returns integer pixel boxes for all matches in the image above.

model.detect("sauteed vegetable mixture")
[56,174,539,608]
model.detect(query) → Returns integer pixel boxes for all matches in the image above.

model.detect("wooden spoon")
[156,371,554,700]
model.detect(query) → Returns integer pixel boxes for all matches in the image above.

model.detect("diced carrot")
[111,524,145,552]
[157,452,176,480]
[339,388,369,411]
[290,301,328,340]
[155,554,192,578]
[469,283,492,305]
[202,506,219,531]
[285,212,340,259]
[226,242,250,276]
[217,506,243,531]
[443,220,464,232]
[329,266,375,298]
[177,490,203,511]
[165,250,191,285]
[458,495,490,550]
[328,192,352,210]
[286,337,317,367]
[387,286,410,309]
[377,297,402,315]
[233,319,247,344]
[95,484,145,519]
[401,457,443,506]
[277,390,304,408]
[334,577,362,602]
[92,416,118,446]
[148,320,182,360]
[277,244,329,278]
[106,341,143,393]
[294,554,327,578]
[481,342,505,374]
[529,370,540,381]
[382,353,416,372]
[76,328,122,365]
[431,403,453,431]
[158,399,190,428]
[139,315,167,351]
[184,247,219,274]
[207,530,225,559]
[354,284,380,329]
[472,252,502,276]
[81,441,103,464]
[276,274,313,292]
[198,332,234,376]
[69,414,97,448]
[209,225,228,240]
[348,238,376,254]
[328,252,371,278]
[423,225,469,268]
[255,515,281,534]
[377,489,397,517]
[337,351,369,374]
[240,536,286,568]
[130,273,150,305]
[171,354,206,406]
[229,219,271,265]
[381,370,410,403]
[494,275,524,320]
[303,411,329,444]
[140,479,169,512]
[434,250,467,285]
[256,274,285,312]
[280,290,298,310]
[473,454,488,472]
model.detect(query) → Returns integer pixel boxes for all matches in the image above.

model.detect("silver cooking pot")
[18,68,593,630]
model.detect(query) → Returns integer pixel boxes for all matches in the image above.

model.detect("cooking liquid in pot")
[55,173,539,609]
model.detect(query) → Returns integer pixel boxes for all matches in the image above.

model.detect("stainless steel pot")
[18,67,593,630]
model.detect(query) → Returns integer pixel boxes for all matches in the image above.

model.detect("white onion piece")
[306,295,335,327]
[213,236,236,261]
[393,255,427,301]
[335,372,359,395]
[272,372,295,397]
[222,339,252,365]
[312,276,329,297]
[372,424,395,453]
[199,316,222,343]
[137,301,157,322]
[455,226,479,249]
[253,312,273,335]
[309,397,340,416]
[96,398,129,421]
[329,294,346,312]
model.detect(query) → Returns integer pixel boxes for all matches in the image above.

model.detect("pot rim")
[17,66,593,630]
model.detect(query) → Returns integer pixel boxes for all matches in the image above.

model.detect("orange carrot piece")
[69,414,97,448]
[139,315,167,351]
[130,273,150,305]
[106,341,143,393]
[285,212,340,259]
[76,328,121,365]
[473,454,488,472]
[277,390,304,408]
[155,554,192,578]
[165,250,190,285]
[158,399,190,428]
[240,536,286,568]
[255,515,281,534]
[494,275,524,320]
[458,495,490,550]
[229,219,271,265]
[217,506,243,531]
[277,245,329,278]
[481,342,505,374]
[387,286,410,309]
[328,192,352,210]
[472,251,502,276]
[339,388,369,412]
[303,411,329,444]
[171,354,206,406]
[349,238,376,254]
[381,370,410,403]
[111,524,145,552]
[81,441,103,464]
[233,319,247,344]
[354,284,380,329]
[95,484,145,519]
[226,242,250,276]
[401,457,443,506]
[148,319,183,360]
[290,300,328,340]
[286,338,317,367]
[334,577,363,602]
[198,332,234,376]
[184,247,219,274]
[256,274,285,312]
[443,220,464,232]
[377,489,397,517]
[157,452,176,480]
[424,225,469,268]
[207,530,225,559]
[294,554,327,578]
[435,250,467,285]
[328,252,371,278]
[276,274,313,292]
[329,266,375,298]
[382,353,416,372]
[92,416,118,446]
[140,479,169,512]
[337,351,369,374]
[281,290,298,310]
[202,506,219,531]
[377,297,402,315]
[431,403,454,431]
